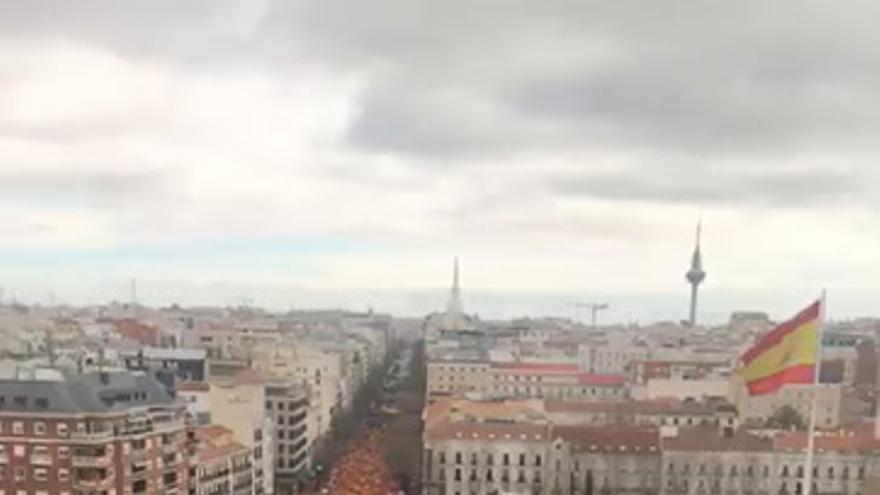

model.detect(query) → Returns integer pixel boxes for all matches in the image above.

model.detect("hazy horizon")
[3,280,873,325]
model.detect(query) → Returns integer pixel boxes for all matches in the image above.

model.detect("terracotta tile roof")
[196,424,233,441]
[428,421,551,442]
[491,362,579,373]
[774,423,880,454]
[663,427,773,453]
[577,373,625,386]
[199,440,249,462]
[544,398,716,416]
[424,398,546,426]
[554,425,660,455]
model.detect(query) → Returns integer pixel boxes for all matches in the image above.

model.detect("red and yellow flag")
[739,300,821,396]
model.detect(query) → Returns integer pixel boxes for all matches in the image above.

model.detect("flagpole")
[802,290,826,495]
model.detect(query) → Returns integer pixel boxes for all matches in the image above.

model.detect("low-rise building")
[191,424,254,495]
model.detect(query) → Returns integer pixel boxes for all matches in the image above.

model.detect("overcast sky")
[1,1,878,320]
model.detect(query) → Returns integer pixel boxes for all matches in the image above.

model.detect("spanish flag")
[739,300,821,396]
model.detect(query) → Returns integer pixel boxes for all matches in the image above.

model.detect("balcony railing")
[74,477,114,490]
[30,454,53,465]
[72,455,112,467]
[71,430,114,442]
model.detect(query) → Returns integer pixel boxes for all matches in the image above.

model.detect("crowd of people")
[319,429,400,495]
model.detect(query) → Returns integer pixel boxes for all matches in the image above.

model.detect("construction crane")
[570,302,609,329]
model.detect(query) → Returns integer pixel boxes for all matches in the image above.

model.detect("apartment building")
[735,382,844,429]
[421,406,662,495]
[207,370,273,494]
[0,371,190,495]
[662,423,880,495]
[191,424,254,495]
[264,382,310,488]
[489,362,625,401]
[426,359,490,398]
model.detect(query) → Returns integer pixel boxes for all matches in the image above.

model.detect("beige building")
[735,382,844,429]
[427,359,491,398]
[662,423,880,495]
[207,369,273,494]
[421,398,662,495]
[252,342,345,441]
[191,424,255,495]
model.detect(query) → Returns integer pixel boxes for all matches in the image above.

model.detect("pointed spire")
[453,256,460,295]
[445,256,465,329]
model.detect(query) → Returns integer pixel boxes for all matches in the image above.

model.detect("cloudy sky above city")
[1,1,879,320]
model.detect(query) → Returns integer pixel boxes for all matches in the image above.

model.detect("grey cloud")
[2,0,880,211]
[0,169,170,207]
[551,168,859,207]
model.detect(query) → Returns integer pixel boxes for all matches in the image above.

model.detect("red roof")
[577,373,625,386]
[196,424,232,441]
[553,425,660,455]
[775,424,880,453]
[491,362,579,373]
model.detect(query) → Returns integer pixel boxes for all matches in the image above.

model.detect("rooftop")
[0,371,173,414]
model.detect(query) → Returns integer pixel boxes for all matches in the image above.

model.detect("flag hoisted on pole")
[737,293,826,495]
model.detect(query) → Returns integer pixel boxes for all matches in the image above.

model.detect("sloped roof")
[0,371,173,414]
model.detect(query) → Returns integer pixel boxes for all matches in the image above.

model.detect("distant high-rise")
[685,222,706,327]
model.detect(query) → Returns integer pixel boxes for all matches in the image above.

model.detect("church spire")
[686,221,706,327]
[445,257,465,329]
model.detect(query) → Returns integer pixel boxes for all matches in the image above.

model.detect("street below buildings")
[317,428,400,495]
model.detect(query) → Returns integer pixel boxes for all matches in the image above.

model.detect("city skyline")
[2,1,880,315]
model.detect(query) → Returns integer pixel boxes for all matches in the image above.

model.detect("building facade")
[0,371,190,495]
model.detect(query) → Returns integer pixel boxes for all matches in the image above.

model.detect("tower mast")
[685,221,706,327]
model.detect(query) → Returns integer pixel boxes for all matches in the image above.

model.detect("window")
[34,422,46,435]
[13,445,24,457]
[470,453,477,466]
[455,452,462,464]
[535,454,542,466]
[34,468,47,482]
[57,446,69,459]
[58,469,70,482]
[12,422,23,435]
[519,453,525,466]
[503,453,510,466]
[486,453,493,465]
[454,468,462,481]
[13,468,24,482]
[439,452,446,464]
[56,423,68,437]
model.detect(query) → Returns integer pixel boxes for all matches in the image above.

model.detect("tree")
[767,405,806,430]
